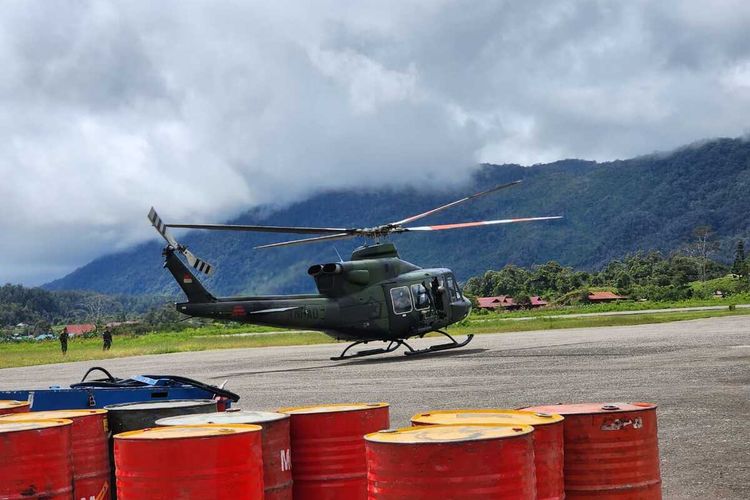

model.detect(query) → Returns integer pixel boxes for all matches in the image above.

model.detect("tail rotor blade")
[148,207,215,276]
[148,207,179,248]
[183,248,215,276]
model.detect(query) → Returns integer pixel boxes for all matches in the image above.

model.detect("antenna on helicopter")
[148,208,215,275]
[333,246,344,263]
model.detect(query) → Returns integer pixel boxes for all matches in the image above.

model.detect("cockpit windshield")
[445,274,462,300]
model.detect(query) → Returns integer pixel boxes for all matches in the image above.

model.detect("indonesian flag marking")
[183,274,193,284]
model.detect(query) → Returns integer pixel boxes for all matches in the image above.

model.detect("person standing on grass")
[59,327,69,355]
[103,326,112,351]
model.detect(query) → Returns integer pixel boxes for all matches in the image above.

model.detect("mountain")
[45,137,750,296]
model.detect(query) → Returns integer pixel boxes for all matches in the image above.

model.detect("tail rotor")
[148,207,215,276]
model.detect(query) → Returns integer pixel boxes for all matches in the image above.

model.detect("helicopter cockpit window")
[411,283,430,310]
[445,274,461,300]
[390,286,413,314]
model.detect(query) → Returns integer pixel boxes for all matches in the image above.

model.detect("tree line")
[463,242,750,304]
[0,284,174,332]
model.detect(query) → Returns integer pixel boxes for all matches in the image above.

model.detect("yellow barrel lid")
[278,402,389,415]
[0,400,29,410]
[522,402,657,416]
[114,424,262,440]
[411,409,563,427]
[365,424,534,444]
[156,410,288,426]
[0,409,107,422]
[0,419,73,434]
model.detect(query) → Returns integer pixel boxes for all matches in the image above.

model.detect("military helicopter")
[148,181,561,360]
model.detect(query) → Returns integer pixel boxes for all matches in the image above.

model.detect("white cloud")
[1,0,750,284]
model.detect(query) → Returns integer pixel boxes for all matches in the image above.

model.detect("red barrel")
[0,400,30,415]
[366,424,536,499]
[0,419,74,499]
[277,403,390,499]
[114,424,264,499]
[523,402,661,499]
[156,411,292,500]
[1,409,111,500]
[411,409,564,500]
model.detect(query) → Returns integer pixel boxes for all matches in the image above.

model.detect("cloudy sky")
[2,0,750,285]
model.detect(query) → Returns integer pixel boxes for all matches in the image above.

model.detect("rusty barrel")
[277,402,390,499]
[411,409,564,500]
[0,410,111,500]
[157,410,292,499]
[114,424,264,499]
[366,424,536,499]
[0,419,74,499]
[523,402,661,499]
[0,400,30,415]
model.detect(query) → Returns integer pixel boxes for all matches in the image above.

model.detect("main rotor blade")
[255,232,356,249]
[403,216,562,231]
[392,180,522,226]
[166,223,357,235]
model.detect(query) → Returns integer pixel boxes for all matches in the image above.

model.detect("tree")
[690,225,719,282]
[732,240,746,277]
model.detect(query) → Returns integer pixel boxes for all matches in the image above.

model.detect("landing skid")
[330,331,474,361]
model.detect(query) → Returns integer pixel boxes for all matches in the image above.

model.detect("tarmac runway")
[1,316,748,498]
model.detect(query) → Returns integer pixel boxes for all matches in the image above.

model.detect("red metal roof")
[529,296,548,306]
[587,291,625,301]
[65,324,97,336]
[477,296,516,308]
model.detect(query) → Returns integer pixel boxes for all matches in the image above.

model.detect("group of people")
[58,326,113,355]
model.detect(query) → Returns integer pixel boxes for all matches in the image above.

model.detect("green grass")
[472,296,750,319]
[2,306,749,369]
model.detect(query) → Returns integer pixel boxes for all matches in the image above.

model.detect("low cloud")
[2,0,750,284]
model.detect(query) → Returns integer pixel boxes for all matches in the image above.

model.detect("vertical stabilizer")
[163,248,216,303]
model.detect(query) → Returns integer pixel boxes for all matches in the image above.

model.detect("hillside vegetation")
[44,137,750,297]
[463,250,750,304]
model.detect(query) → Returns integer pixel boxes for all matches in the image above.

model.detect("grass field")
[2,307,749,369]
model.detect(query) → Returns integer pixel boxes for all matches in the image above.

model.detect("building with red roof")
[587,291,626,302]
[63,324,97,337]
[477,295,547,310]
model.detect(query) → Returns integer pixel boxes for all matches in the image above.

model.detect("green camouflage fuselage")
[166,243,471,341]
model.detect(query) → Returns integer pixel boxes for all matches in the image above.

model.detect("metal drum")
[0,410,111,500]
[104,398,217,497]
[156,411,292,500]
[411,409,564,500]
[0,419,74,500]
[365,424,536,499]
[104,399,218,434]
[0,400,30,415]
[523,402,661,499]
[277,402,390,499]
[114,424,264,499]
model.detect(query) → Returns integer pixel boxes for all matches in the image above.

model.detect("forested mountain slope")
[45,138,750,296]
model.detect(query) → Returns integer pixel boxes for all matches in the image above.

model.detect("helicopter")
[148,181,561,360]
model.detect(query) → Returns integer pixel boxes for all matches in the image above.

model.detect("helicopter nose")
[451,297,472,321]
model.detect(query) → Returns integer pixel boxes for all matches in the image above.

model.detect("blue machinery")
[0,367,239,411]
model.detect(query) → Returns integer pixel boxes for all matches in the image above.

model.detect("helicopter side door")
[385,282,438,337]
[385,284,417,336]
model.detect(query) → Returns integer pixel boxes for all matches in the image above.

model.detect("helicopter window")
[390,286,413,314]
[446,275,460,300]
[411,284,430,310]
